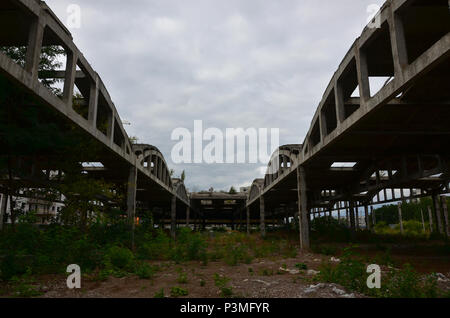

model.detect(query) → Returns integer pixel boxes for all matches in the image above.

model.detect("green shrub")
[170,286,188,297]
[214,273,233,298]
[134,262,155,280]
[154,288,165,298]
[104,246,134,270]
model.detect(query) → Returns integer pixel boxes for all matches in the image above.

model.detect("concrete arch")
[263,145,301,188]
[133,144,173,188]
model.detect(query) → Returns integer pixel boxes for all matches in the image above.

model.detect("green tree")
[229,186,237,194]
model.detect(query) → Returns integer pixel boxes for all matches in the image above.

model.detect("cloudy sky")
[46,0,384,192]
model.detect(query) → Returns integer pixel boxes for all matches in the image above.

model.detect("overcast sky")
[46,0,384,192]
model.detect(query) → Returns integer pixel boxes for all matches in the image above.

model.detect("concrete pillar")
[355,47,370,102]
[171,195,176,239]
[355,207,360,230]
[432,194,444,235]
[127,165,137,250]
[231,210,235,230]
[246,207,250,235]
[0,193,7,231]
[186,206,190,227]
[334,80,346,123]
[428,206,434,233]
[440,196,449,238]
[397,202,404,235]
[88,80,99,127]
[297,165,310,250]
[420,209,426,233]
[349,201,356,237]
[63,51,78,106]
[25,16,44,80]
[346,206,349,227]
[259,195,266,237]
[371,206,376,227]
[364,205,370,231]
[388,5,409,77]
[107,112,115,141]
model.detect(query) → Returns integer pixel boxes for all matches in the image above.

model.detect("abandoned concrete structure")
[0,0,449,249]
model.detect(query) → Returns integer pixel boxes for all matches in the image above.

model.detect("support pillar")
[246,207,250,235]
[440,196,449,238]
[397,202,404,235]
[371,206,376,227]
[428,206,434,233]
[297,165,310,250]
[355,207,360,230]
[127,165,137,250]
[25,16,44,80]
[420,209,426,233]
[349,201,356,238]
[186,206,190,227]
[432,194,444,235]
[259,195,266,238]
[0,193,7,231]
[171,195,176,239]
[364,205,370,231]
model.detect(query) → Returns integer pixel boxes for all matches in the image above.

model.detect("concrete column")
[186,206,190,227]
[349,201,356,237]
[171,195,176,239]
[364,205,370,231]
[88,79,99,127]
[420,209,426,233]
[355,207,360,230]
[246,207,250,235]
[432,194,444,235]
[440,196,449,238]
[25,16,44,80]
[63,51,78,106]
[371,206,376,227]
[334,80,346,123]
[107,112,115,141]
[388,6,409,77]
[127,165,137,250]
[346,206,349,227]
[320,113,327,141]
[0,193,7,231]
[259,195,266,238]
[397,202,404,235]
[428,206,434,233]
[355,47,370,102]
[231,210,235,230]
[297,165,310,250]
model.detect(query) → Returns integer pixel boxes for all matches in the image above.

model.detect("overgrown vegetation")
[315,245,445,298]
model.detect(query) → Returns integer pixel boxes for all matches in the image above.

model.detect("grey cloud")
[46,0,385,190]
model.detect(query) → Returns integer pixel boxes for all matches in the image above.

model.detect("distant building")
[0,191,64,225]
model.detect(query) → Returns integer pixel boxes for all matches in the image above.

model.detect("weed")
[214,273,233,298]
[154,288,165,298]
[170,286,188,297]
[295,263,308,270]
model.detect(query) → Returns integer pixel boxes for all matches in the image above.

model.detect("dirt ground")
[1,244,449,298]
[37,252,364,298]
